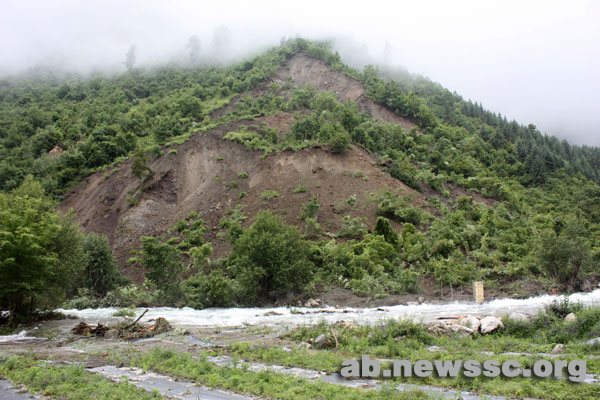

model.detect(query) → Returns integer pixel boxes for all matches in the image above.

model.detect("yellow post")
[473,281,484,304]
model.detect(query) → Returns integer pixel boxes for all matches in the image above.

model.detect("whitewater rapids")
[54,289,600,329]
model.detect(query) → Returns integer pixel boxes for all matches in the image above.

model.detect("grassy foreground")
[0,356,164,399]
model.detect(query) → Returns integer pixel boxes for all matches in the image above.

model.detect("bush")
[260,190,280,200]
[328,129,351,154]
[139,237,184,304]
[374,217,398,246]
[348,275,387,299]
[82,232,124,296]
[183,271,235,309]
[100,285,154,307]
[338,216,367,239]
[300,197,319,220]
[376,191,430,225]
[231,211,313,301]
[293,183,307,193]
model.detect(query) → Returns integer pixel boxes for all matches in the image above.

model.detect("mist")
[1,0,599,146]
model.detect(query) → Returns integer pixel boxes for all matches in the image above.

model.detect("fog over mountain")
[1,0,599,145]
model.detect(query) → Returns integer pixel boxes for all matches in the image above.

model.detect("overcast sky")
[2,0,599,146]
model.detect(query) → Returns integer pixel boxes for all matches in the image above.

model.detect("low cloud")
[1,0,598,145]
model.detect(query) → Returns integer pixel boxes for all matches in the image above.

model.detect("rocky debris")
[304,298,320,308]
[261,311,283,317]
[479,316,504,334]
[564,313,577,323]
[451,324,474,336]
[551,344,566,354]
[122,317,173,340]
[313,333,332,348]
[508,312,530,322]
[458,315,481,332]
[426,314,504,336]
[426,345,443,352]
[298,342,311,349]
[71,322,109,336]
[586,337,600,346]
[103,329,118,340]
[426,321,453,335]
[70,317,173,340]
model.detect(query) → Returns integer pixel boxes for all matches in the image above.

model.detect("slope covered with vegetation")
[1,38,599,319]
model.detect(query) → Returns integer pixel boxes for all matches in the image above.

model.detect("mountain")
[1,39,599,312]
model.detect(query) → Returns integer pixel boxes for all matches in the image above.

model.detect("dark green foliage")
[0,177,84,317]
[300,196,319,220]
[1,38,600,304]
[373,216,398,246]
[183,271,234,309]
[328,128,351,154]
[230,211,313,301]
[376,191,430,225]
[82,232,123,296]
[537,216,590,290]
[139,236,184,303]
[131,149,152,181]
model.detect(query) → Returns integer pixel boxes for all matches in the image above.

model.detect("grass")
[0,357,163,399]
[260,190,280,200]
[293,183,308,193]
[133,348,428,400]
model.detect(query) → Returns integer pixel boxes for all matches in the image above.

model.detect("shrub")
[348,275,387,299]
[376,191,430,225]
[300,197,319,220]
[338,216,367,239]
[260,190,280,200]
[293,183,308,193]
[139,237,184,304]
[374,217,399,246]
[183,271,235,309]
[82,232,124,296]
[231,211,313,301]
[328,129,351,154]
[238,172,249,179]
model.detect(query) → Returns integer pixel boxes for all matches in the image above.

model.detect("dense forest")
[1,38,599,319]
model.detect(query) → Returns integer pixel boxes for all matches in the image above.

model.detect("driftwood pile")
[70,309,173,340]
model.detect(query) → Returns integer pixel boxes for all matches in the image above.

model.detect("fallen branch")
[126,308,148,330]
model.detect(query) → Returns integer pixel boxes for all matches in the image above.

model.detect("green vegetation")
[0,357,163,399]
[260,189,280,200]
[82,232,125,296]
[278,302,600,400]
[231,211,312,301]
[1,38,600,315]
[134,348,427,400]
[292,183,308,193]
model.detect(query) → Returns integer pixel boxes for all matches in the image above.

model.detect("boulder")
[451,324,474,336]
[298,342,311,349]
[304,298,320,308]
[314,333,332,348]
[585,337,600,346]
[417,296,425,305]
[479,316,504,334]
[104,329,117,340]
[426,321,452,335]
[508,312,529,322]
[551,344,566,354]
[564,313,577,323]
[458,315,481,332]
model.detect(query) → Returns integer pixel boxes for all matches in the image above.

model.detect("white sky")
[1,0,599,145]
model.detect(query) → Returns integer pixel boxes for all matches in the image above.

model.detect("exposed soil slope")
[275,53,416,131]
[59,113,423,278]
